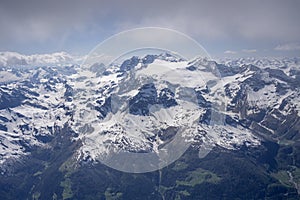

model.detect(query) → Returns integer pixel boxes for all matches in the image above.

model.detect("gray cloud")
[275,43,300,51]
[0,0,97,42]
[224,50,237,54]
[242,49,257,53]
[0,0,299,54]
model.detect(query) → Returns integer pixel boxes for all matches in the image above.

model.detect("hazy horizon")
[0,0,299,58]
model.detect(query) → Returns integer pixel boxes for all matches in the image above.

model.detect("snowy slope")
[0,54,299,169]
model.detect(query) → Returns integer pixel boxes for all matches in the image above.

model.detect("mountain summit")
[0,54,299,199]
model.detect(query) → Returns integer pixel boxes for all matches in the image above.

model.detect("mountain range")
[0,52,299,199]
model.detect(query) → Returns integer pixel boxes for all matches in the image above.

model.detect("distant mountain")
[0,53,299,199]
[0,51,82,67]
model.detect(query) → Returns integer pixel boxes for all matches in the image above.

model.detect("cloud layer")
[275,43,300,51]
[0,0,299,55]
[0,52,79,67]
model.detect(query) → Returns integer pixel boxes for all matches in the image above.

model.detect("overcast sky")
[0,0,299,57]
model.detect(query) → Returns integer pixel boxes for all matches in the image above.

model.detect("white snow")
[2,54,299,167]
[0,131,27,165]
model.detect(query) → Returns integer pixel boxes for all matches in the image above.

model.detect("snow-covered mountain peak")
[1,54,299,173]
